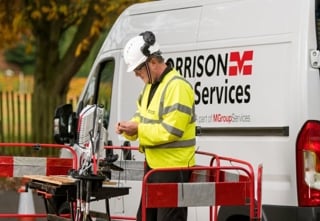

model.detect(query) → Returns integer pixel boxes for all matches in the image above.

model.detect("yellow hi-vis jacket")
[123,68,196,169]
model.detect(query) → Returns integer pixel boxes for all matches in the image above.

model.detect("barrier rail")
[105,146,262,221]
[140,150,262,221]
[0,142,77,220]
[0,144,262,221]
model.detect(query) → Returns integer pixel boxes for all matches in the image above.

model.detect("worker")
[115,31,196,221]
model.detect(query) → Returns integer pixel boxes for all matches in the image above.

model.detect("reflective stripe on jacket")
[124,68,196,168]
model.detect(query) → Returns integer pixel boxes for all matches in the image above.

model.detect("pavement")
[0,190,46,221]
[0,190,107,221]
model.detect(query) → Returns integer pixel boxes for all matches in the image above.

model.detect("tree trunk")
[29,3,100,149]
[31,85,66,144]
[31,20,66,153]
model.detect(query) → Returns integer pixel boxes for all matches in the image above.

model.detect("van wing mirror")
[53,104,77,144]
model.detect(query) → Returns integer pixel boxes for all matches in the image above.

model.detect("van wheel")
[227,215,249,221]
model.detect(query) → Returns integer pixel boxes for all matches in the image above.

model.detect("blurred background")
[0,0,150,156]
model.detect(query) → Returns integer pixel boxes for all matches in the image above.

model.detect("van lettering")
[196,55,205,78]
[184,56,193,78]
[213,114,232,123]
[175,57,184,75]
[229,50,253,76]
[205,54,216,77]
[168,50,253,106]
[194,79,251,105]
[169,53,229,78]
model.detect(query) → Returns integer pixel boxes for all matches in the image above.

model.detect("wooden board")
[24,175,77,185]
[24,174,118,186]
[102,180,117,186]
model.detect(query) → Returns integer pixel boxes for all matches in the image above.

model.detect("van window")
[80,59,115,128]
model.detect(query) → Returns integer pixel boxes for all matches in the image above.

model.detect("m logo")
[228,50,253,76]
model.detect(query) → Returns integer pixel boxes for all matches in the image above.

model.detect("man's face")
[134,62,149,84]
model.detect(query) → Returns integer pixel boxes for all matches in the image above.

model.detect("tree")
[0,0,148,144]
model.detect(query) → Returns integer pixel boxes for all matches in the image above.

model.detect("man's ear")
[149,57,158,67]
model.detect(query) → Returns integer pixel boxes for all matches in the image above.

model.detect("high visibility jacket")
[123,68,196,168]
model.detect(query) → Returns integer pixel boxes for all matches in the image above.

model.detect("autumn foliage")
[0,0,150,143]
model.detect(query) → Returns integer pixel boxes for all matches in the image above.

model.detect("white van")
[55,0,320,220]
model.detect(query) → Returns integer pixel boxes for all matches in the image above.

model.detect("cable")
[145,62,152,83]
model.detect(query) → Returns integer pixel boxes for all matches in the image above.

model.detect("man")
[115,31,196,221]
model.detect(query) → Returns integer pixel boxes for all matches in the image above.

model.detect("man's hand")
[115,121,138,136]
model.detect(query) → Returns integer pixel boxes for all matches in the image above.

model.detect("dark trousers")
[136,163,191,221]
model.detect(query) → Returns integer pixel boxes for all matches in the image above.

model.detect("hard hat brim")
[126,56,147,72]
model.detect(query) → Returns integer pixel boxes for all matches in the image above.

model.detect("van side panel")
[78,0,320,220]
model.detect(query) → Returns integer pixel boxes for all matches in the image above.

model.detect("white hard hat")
[123,31,160,72]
